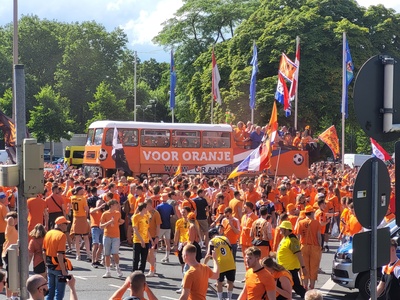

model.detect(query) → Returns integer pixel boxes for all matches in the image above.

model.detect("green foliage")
[0,88,13,116]
[28,85,75,142]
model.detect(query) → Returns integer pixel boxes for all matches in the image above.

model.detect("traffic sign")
[353,55,400,142]
[353,157,390,229]
[352,228,390,273]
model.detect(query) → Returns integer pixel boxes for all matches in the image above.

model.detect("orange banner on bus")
[140,149,233,164]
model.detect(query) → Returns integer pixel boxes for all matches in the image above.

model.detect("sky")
[0,0,399,62]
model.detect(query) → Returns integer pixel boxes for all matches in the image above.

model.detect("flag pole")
[211,98,214,124]
[171,108,174,123]
[251,109,254,124]
[294,36,300,130]
[341,32,346,171]
[274,147,282,184]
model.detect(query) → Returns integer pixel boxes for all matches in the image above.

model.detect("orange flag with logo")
[318,125,340,159]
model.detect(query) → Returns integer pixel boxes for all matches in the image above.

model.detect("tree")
[86,82,129,127]
[28,85,75,143]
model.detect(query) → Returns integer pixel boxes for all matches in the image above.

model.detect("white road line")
[109,284,121,288]
[73,276,88,280]
[319,278,336,295]
[161,297,179,300]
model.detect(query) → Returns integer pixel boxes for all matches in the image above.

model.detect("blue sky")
[0,0,399,62]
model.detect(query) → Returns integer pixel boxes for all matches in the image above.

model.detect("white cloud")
[106,0,136,12]
[357,0,400,11]
[121,0,183,45]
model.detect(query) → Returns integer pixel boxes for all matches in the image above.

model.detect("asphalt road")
[2,238,365,299]
[58,238,364,300]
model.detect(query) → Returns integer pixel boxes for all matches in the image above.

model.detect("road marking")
[74,275,98,281]
[161,297,179,300]
[109,284,121,288]
[319,278,336,295]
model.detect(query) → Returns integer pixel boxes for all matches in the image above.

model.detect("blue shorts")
[91,227,104,245]
[103,236,120,256]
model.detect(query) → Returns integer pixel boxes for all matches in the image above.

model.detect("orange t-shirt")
[134,194,145,211]
[100,210,122,238]
[147,209,162,238]
[221,217,240,244]
[182,199,197,212]
[240,213,258,246]
[244,267,276,299]
[43,229,67,270]
[27,196,46,231]
[297,218,320,246]
[315,208,328,234]
[182,263,213,300]
[245,191,261,206]
[90,208,103,227]
[228,199,243,220]
[0,203,7,233]
[347,213,362,236]
[45,194,64,213]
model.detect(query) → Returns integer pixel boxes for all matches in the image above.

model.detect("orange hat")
[117,182,124,187]
[55,216,70,225]
[287,203,295,212]
[187,212,196,221]
[305,205,314,213]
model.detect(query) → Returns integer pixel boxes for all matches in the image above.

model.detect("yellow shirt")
[210,235,235,273]
[70,195,88,217]
[132,213,149,243]
[277,234,301,270]
[175,218,189,243]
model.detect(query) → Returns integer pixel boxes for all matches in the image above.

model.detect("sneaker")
[102,271,111,278]
[91,263,98,268]
[76,256,81,261]
[66,249,72,254]
[95,261,104,267]
[145,271,155,277]
[161,257,169,263]
[175,288,182,293]
[116,268,123,278]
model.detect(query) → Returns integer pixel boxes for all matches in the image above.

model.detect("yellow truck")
[64,146,85,168]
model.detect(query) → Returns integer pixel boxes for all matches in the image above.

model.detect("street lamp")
[149,99,157,122]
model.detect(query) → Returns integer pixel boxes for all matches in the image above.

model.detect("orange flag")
[174,163,182,176]
[318,125,340,159]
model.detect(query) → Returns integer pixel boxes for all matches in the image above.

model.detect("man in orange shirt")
[146,198,162,277]
[240,202,258,268]
[250,206,272,259]
[179,243,219,300]
[221,207,241,261]
[89,199,106,268]
[45,185,66,230]
[100,199,125,278]
[27,193,48,233]
[238,246,276,300]
[297,205,322,290]
[229,191,243,220]
[244,182,260,207]
[345,203,363,237]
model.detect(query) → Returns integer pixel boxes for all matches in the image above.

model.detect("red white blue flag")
[370,138,391,161]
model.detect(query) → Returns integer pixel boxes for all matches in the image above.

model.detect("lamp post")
[149,99,157,122]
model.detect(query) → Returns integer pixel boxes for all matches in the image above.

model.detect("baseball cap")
[55,216,70,225]
[208,227,219,239]
[187,212,196,221]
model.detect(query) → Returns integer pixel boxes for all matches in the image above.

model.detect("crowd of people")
[0,158,398,300]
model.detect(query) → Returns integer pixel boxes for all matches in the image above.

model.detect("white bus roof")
[88,121,233,132]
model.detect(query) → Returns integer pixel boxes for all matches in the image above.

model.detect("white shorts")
[159,228,171,240]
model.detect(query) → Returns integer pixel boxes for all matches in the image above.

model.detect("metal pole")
[211,98,214,124]
[251,109,254,124]
[12,0,19,121]
[171,108,174,123]
[370,159,378,300]
[382,56,395,133]
[294,36,299,130]
[341,32,346,170]
[134,51,137,121]
[14,64,28,299]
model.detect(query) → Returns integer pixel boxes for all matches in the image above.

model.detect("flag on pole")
[267,101,278,143]
[249,42,258,110]
[174,163,182,176]
[341,35,354,118]
[212,47,222,105]
[228,136,272,179]
[278,53,297,82]
[112,126,132,176]
[370,138,391,161]
[170,50,176,109]
[275,73,290,116]
[289,41,300,100]
[318,125,340,160]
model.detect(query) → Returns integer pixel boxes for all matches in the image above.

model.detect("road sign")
[352,228,390,273]
[353,157,390,229]
[353,55,400,142]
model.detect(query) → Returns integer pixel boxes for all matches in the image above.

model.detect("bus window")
[94,129,103,145]
[203,131,230,148]
[171,130,200,148]
[86,129,94,146]
[105,128,139,146]
[141,129,170,147]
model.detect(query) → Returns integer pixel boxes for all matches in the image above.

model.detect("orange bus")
[83,121,309,178]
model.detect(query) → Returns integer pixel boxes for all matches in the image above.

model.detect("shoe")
[176,288,182,293]
[161,257,169,263]
[324,246,330,252]
[145,271,155,277]
[318,268,327,274]
[117,268,123,278]
[102,271,111,278]
[91,263,98,269]
[95,261,104,267]
[66,249,72,254]
[241,279,246,283]
[76,256,81,261]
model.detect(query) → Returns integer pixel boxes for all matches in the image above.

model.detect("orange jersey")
[244,267,276,300]
[240,213,258,246]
